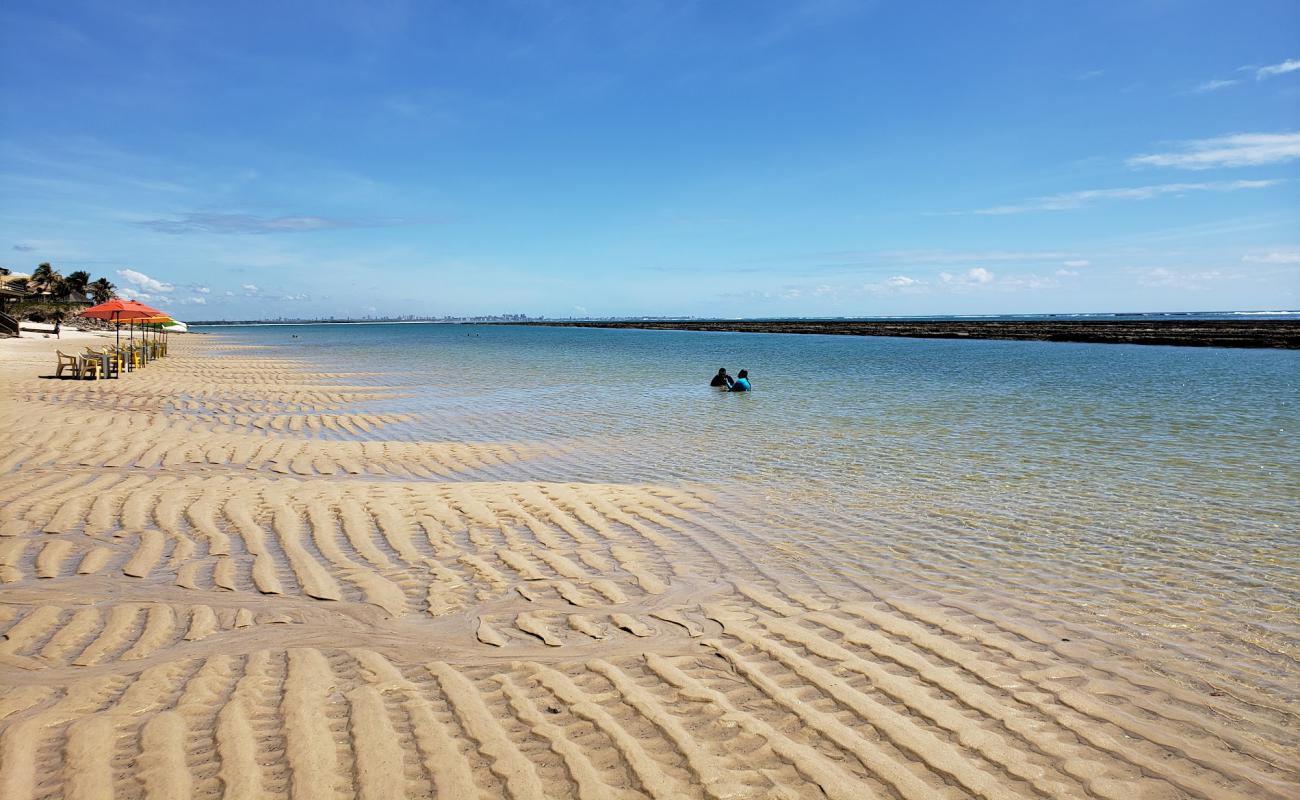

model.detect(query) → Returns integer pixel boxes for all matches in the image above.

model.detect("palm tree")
[30,263,60,294]
[89,277,116,303]
[65,270,91,295]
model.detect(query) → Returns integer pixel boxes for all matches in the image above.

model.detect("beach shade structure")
[77,299,169,353]
[137,315,177,358]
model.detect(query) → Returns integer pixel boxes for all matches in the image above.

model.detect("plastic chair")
[85,348,118,378]
[55,351,80,378]
[105,346,126,375]
[79,354,103,380]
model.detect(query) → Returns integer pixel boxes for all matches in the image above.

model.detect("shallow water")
[206,322,1300,691]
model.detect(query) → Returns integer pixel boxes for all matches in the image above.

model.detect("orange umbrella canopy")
[78,298,166,321]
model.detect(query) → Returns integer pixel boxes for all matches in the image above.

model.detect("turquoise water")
[203,322,1300,686]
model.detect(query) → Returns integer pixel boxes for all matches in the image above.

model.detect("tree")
[89,277,116,303]
[65,270,91,294]
[30,263,60,293]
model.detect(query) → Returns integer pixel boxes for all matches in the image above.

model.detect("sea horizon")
[189,309,1300,325]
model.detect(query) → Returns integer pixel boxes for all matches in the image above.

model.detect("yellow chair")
[55,351,80,378]
[85,348,118,378]
[79,354,102,380]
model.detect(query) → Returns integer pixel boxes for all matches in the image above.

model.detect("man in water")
[729,370,751,391]
[709,367,732,388]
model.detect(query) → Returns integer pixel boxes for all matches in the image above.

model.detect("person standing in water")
[710,367,732,388]
[729,370,751,391]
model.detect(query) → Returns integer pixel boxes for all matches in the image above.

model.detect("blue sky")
[2,1,1298,319]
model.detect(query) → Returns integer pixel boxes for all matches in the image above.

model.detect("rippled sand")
[0,336,1295,799]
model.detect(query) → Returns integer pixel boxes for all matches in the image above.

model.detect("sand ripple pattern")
[0,338,1294,798]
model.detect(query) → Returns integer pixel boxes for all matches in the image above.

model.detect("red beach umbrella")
[78,299,169,349]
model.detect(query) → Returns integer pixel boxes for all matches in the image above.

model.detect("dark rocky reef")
[504,319,1300,348]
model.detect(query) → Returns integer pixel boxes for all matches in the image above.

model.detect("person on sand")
[709,367,732,388]
[729,370,751,392]
[53,318,61,339]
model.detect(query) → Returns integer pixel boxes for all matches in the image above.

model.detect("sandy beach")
[1,333,1295,800]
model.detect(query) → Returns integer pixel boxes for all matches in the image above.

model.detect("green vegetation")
[1,263,118,323]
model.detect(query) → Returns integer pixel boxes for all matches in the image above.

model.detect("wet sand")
[505,319,1300,348]
[0,335,1295,799]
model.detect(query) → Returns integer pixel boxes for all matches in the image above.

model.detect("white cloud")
[973,179,1277,214]
[1256,59,1300,80]
[195,286,210,294]
[117,268,173,293]
[999,274,1058,290]
[1243,251,1300,264]
[1055,269,1079,277]
[1137,267,1228,289]
[281,293,309,301]
[1195,79,1240,93]
[1127,133,1300,169]
[1063,259,1090,268]
[940,268,996,286]
[177,296,207,305]
[861,275,927,295]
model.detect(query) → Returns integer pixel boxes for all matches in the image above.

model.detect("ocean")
[201,321,1299,696]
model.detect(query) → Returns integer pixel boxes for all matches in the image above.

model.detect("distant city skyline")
[2,1,1298,319]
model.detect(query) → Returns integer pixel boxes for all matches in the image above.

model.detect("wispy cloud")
[972,180,1277,214]
[1194,78,1240,93]
[12,244,34,252]
[133,212,438,235]
[1127,133,1300,169]
[1062,259,1090,268]
[117,268,173,293]
[1243,250,1300,264]
[1256,58,1300,80]
[1136,267,1229,289]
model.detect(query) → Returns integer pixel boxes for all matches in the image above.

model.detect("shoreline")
[498,318,1300,348]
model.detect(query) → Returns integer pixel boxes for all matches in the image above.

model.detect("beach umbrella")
[137,315,175,355]
[78,299,168,349]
